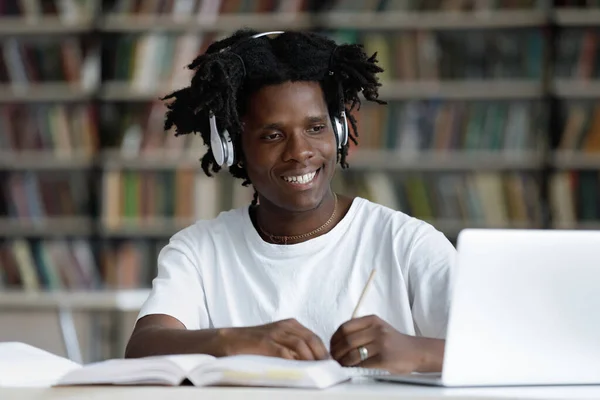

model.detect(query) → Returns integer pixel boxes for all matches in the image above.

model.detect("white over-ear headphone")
[209,31,349,167]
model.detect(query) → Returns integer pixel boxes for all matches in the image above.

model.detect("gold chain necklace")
[257,193,338,245]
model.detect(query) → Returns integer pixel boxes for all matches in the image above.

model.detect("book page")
[56,353,215,387]
[161,354,216,373]
[344,367,391,378]
[188,355,349,389]
[0,342,81,387]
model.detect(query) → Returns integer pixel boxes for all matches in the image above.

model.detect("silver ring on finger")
[358,346,368,362]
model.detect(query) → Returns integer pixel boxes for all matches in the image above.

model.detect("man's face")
[241,81,338,212]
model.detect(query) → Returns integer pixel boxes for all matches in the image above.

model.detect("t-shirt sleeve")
[405,222,457,339]
[137,236,209,330]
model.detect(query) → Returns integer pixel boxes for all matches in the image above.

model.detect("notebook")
[0,342,386,389]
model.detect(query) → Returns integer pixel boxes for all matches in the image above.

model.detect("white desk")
[0,290,150,362]
[2,381,600,400]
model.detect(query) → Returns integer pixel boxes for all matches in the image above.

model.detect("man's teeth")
[282,171,317,184]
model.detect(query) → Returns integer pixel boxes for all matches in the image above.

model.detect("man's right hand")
[218,318,330,361]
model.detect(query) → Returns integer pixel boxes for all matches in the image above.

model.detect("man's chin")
[280,196,322,213]
[267,190,329,214]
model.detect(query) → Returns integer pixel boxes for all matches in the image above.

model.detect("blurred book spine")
[0,238,100,291]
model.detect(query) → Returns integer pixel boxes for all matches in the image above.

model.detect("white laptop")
[376,229,600,387]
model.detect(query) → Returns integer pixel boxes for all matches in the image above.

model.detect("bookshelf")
[1,0,600,296]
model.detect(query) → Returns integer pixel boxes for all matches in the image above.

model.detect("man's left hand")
[329,315,444,374]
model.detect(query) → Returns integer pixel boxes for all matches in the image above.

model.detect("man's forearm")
[415,337,445,372]
[124,326,227,359]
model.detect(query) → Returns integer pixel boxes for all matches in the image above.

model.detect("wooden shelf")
[0,80,546,102]
[552,79,600,98]
[100,80,543,102]
[99,82,166,102]
[554,8,600,26]
[7,9,598,36]
[0,151,94,170]
[347,150,544,171]
[0,217,94,237]
[317,9,547,30]
[430,219,541,237]
[100,12,311,32]
[98,217,541,239]
[100,150,544,171]
[0,17,93,34]
[0,289,150,311]
[100,218,198,237]
[100,10,546,32]
[379,80,543,100]
[552,152,600,169]
[0,83,94,103]
[552,221,600,230]
[101,151,201,169]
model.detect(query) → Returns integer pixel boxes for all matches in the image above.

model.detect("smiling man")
[124,30,456,374]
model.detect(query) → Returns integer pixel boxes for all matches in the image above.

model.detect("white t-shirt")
[137,197,457,346]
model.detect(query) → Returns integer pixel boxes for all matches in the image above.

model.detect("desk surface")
[2,380,600,400]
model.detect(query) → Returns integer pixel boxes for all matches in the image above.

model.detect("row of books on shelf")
[329,30,544,81]
[89,99,600,155]
[0,0,550,20]
[2,99,599,155]
[551,171,600,224]
[0,0,94,19]
[100,170,600,230]
[102,29,546,84]
[98,171,600,230]
[102,32,206,93]
[102,169,252,230]
[2,169,598,231]
[1,29,598,88]
[345,170,600,224]
[0,171,90,220]
[335,171,543,227]
[100,101,204,153]
[0,31,546,86]
[0,102,204,155]
[355,100,543,151]
[0,0,302,19]
[6,0,600,21]
[0,104,98,155]
[0,38,98,91]
[0,238,161,291]
[559,102,600,151]
[556,28,600,80]
[3,1,600,39]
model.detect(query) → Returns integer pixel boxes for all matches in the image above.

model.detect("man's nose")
[282,131,315,163]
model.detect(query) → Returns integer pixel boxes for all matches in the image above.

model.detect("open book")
[1,342,388,389]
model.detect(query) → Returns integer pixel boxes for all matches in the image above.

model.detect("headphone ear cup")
[333,112,348,149]
[221,128,235,167]
[210,112,226,166]
[209,112,235,167]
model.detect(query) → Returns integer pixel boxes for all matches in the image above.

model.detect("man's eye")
[308,125,326,133]
[262,133,281,140]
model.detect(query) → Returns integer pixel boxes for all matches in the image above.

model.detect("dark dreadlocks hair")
[162,29,386,191]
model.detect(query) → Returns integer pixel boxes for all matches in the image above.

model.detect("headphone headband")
[251,31,284,39]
